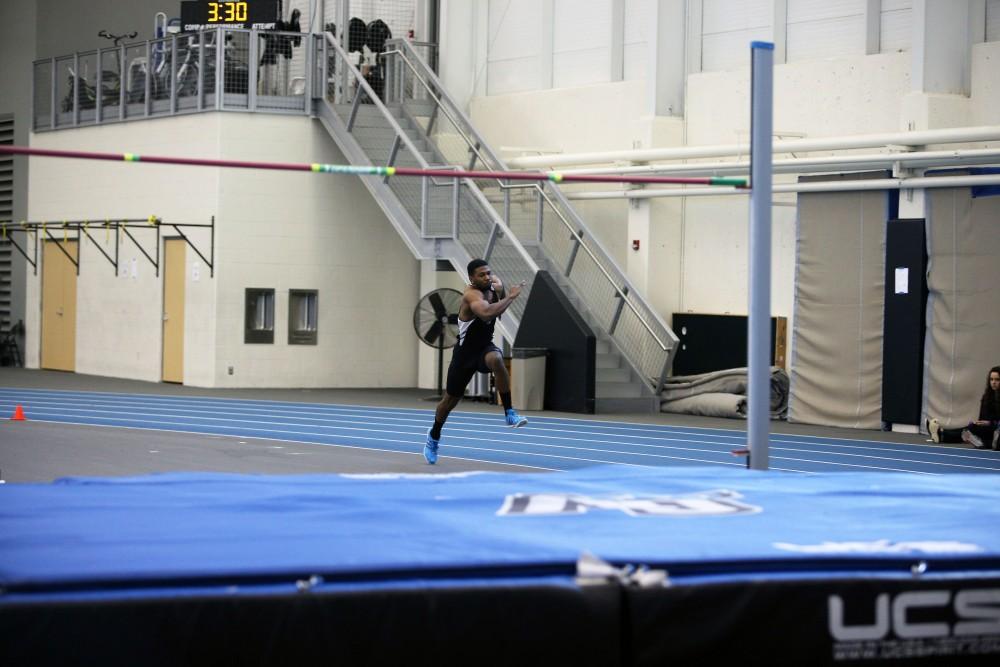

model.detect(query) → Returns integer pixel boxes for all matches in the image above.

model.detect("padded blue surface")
[2,466,999,598]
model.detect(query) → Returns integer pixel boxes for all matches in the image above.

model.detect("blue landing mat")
[2,466,999,599]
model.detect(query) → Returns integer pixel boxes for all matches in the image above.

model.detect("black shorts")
[446,344,502,397]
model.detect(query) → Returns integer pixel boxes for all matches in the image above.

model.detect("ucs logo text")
[829,589,1000,641]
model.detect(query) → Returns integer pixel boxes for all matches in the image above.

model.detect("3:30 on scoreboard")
[180,1,280,32]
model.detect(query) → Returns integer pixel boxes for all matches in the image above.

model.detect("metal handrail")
[322,31,540,280]
[386,40,508,169]
[323,35,430,171]
[535,187,668,351]
[387,40,672,354]
[382,43,504,179]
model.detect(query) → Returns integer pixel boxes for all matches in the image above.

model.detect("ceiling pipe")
[507,125,1000,169]
[562,174,1000,200]
[557,148,1000,178]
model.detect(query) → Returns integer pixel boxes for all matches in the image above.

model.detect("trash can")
[511,347,547,411]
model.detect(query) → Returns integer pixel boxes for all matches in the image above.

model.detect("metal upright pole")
[748,41,773,471]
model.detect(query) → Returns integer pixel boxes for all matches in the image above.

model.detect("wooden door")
[41,240,78,371]
[162,238,186,383]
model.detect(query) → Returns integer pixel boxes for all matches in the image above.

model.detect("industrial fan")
[412,288,463,399]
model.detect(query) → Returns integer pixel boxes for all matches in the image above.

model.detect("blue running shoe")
[423,430,439,464]
[505,409,528,428]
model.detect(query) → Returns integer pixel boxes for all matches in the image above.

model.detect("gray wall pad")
[922,188,1000,428]
[788,190,885,428]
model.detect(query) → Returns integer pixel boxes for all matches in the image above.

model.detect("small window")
[288,289,318,345]
[245,288,275,344]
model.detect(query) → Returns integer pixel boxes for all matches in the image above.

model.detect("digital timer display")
[180,0,279,32]
[207,2,248,23]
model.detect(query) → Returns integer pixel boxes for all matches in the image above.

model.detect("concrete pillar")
[911,0,972,96]
[645,0,686,117]
[438,0,486,109]
[901,0,974,132]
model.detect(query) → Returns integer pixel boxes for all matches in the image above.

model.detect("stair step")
[597,366,631,383]
[596,352,620,369]
[594,396,660,414]
[596,381,644,398]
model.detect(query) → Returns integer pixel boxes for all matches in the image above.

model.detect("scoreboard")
[180,1,281,32]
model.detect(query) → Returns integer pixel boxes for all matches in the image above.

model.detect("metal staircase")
[315,34,678,412]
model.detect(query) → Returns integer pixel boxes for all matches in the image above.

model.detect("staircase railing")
[378,39,678,393]
[317,32,539,337]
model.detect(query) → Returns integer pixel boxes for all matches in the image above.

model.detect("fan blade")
[423,320,444,345]
[428,292,449,319]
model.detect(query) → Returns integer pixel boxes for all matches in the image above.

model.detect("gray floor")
[0,367,948,483]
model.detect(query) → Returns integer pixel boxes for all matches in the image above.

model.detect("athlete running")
[423,258,527,464]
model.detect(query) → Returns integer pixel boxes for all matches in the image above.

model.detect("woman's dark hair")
[981,365,1000,417]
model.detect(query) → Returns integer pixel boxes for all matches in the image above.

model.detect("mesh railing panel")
[198,35,219,108]
[53,56,76,127]
[221,30,251,108]
[32,61,53,130]
[34,28,262,129]
[256,30,308,110]
[96,46,124,122]
[423,179,458,237]
[173,34,201,112]
[539,185,676,383]
[55,51,100,125]
[122,43,149,115]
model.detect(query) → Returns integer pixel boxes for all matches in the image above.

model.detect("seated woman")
[928,365,1000,449]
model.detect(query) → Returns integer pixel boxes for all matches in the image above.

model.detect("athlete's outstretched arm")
[468,281,524,321]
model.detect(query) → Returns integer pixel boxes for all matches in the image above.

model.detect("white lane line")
[4,390,992,473]
[5,395,986,460]
[11,402,999,473]
[5,408,899,472]
[0,387,943,447]
[10,418,558,471]
[0,390,975,456]
[769,455,939,475]
[0,390,968,451]
[16,411,750,468]
[0,405,830,464]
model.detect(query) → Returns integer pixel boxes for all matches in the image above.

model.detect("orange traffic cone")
[11,404,25,421]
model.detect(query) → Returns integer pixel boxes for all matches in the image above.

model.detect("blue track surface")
[2,387,998,474]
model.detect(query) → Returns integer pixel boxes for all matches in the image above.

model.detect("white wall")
[469,80,683,268]
[679,197,796,323]
[213,114,419,388]
[439,0,485,109]
[27,113,420,388]
[686,51,911,144]
[27,115,221,382]
[969,41,1000,127]
[678,49,910,335]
